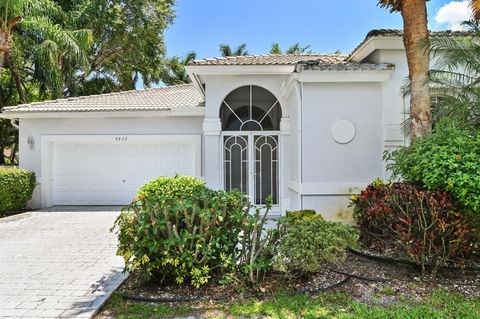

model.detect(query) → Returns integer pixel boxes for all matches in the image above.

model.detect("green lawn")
[100,289,480,319]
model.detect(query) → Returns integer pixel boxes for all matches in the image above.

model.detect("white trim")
[280,117,291,135]
[40,134,202,208]
[280,73,299,98]
[0,108,205,119]
[349,37,404,62]
[288,181,367,195]
[298,69,393,82]
[203,118,222,136]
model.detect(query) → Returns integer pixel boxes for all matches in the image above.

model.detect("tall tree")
[426,20,480,130]
[378,0,431,139]
[161,51,196,85]
[270,43,282,54]
[219,43,248,57]
[269,42,312,54]
[0,0,92,164]
[0,0,93,101]
[56,0,176,94]
[472,0,480,19]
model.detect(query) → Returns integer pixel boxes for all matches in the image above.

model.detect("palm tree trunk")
[401,0,432,139]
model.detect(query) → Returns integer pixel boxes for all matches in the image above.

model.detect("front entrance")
[223,133,279,207]
[219,85,282,210]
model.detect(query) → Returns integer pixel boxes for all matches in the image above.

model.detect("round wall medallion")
[331,120,356,144]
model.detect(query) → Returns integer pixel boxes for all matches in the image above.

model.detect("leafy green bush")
[273,210,358,278]
[285,210,323,222]
[351,181,476,274]
[0,168,36,215]
[113,176,261,288]
[386,129,480,214]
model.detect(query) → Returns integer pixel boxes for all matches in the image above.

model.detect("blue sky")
[164,0,471,59]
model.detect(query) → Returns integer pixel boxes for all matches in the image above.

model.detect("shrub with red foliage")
[351,180,476,274]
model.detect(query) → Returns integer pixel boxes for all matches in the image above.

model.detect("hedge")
[0,168,36,215]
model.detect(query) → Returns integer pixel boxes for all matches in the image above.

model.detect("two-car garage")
[43,135,201,206]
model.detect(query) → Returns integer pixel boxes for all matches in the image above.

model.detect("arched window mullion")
[258,100,279,125]
[220,85,281,131]
[223,100,244,125]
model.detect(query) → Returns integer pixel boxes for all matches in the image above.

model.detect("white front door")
[223,133,279,208]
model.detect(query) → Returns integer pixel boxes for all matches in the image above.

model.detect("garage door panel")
[51,136,200,205]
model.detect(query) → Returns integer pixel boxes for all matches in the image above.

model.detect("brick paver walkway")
[0,209,127,318]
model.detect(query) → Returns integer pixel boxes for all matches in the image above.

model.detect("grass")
[100,289,480,319]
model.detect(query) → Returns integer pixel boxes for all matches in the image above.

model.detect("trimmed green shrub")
[351,181,476,274]
[273,211,358,278]
[0,168,36,215]
[113,176,254,288]
[285,210,323,222]
[386,129,480,214]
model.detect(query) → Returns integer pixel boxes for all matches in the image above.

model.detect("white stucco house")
[1,29,437,221]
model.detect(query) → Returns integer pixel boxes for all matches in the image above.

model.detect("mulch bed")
[112,251,480,306]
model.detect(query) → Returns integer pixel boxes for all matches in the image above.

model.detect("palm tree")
[269,42,312,54]
[426,20,480,130]
[219,43,248,57]
[378,0,431,139]
[0,0,92,101]
[270,42,282,54]
[161,51,196,85]
[472,0,480,19]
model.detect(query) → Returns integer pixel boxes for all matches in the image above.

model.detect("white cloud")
[435,1,472,30]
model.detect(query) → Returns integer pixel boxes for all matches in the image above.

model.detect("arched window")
[220,85,282,131]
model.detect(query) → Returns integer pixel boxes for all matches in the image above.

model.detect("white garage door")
[51,136,200,205]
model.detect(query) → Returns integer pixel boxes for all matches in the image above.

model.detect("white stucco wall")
[298,82,384,221]
[19,116,203,208]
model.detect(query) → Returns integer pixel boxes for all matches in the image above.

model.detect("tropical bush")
[0,168,36,215]
[113,176,278,288]
[386,129,480,216]
[273,210,358,278]
[351,181,476,274]
[427,21,480,130]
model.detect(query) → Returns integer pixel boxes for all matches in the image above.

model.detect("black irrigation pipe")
[120,268,386,304]
[347,247,415,266]
[347,247,480,272]
[328,268,388,282]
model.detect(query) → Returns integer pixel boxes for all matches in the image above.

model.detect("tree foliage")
[428,20,480,130]
[161,51,196,85]
[219,43,248,57]
[269,42,312,54]
[0,0,177,163]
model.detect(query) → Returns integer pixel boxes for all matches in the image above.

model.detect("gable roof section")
[2,84,204,115]
[349,29,472,61]
[190,54,347,66]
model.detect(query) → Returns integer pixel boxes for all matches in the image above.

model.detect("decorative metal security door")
[223,133,279,206]
[220,85,282,208]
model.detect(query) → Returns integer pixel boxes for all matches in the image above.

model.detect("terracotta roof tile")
[190,54,347,66]
[2,84,204,114]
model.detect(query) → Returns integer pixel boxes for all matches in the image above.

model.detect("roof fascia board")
[0,107,205,119]
[298,69,393,83]
[185,65,295,75]
[349,37,404,62]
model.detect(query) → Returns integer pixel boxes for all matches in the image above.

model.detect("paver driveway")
[0,208,128,318]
